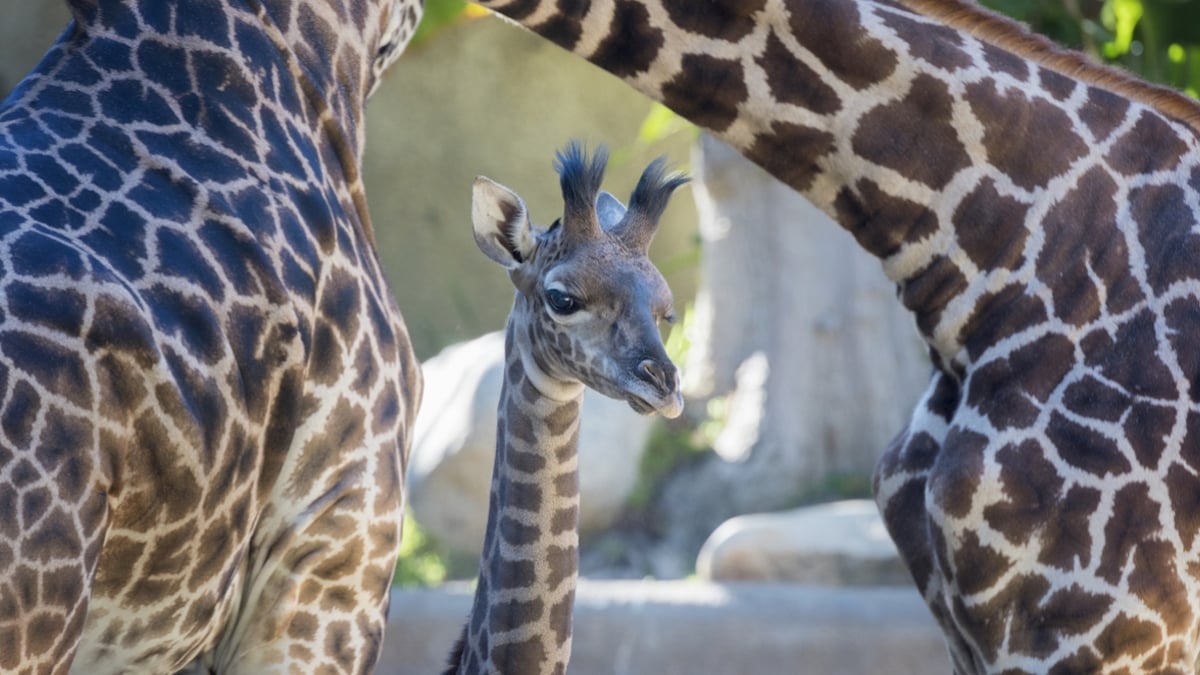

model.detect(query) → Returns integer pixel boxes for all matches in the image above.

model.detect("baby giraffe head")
[472,142,687,419]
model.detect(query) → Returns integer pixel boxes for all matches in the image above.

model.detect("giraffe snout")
[637,358,680,398]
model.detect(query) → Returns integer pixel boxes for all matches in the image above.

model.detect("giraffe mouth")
[625,389,684,419]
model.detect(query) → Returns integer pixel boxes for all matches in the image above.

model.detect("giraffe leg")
[203,436,405,675]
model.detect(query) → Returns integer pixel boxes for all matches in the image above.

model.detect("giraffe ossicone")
[444,142,685,674]
[472,0,1200,672]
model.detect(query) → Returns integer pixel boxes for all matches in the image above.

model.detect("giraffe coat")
[473,0,1200,672]
[0,0,423,672]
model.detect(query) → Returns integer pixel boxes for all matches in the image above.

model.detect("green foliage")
[393,511,449,587]
[410,0,484,48]
[627,421,708,511]
[981,0,1200,97]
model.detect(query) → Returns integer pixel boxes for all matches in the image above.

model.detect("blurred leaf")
[1102,0,1144,57]
[394,511,449,587]
[410,0,489,48]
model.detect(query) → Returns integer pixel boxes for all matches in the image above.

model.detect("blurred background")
[4,1,1200,672]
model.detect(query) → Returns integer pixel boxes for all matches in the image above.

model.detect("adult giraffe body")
[475,0,1200,672]
[0,0,422,672]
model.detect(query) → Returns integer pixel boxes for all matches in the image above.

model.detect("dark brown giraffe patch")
[787,0,897,88]
[880,9,971,72]
[953,178,1030,271]
[901,254,970,337]
[745,122,836,192]
[928,427,987,519]
[852,74,970,190]
[834,178,939,258]
[1107,111,1190,175]
[1078,85,1132,140]
[758,30,841,115]
[1097,484,1160,585]
[982,441,1063,544]
[590,0,663,77]
[965,79,1088,190]
[1131,183,1200,295]
[966,334,1073,430]
[661,54,747,132]
[1047,411,1132,478]
[663,0,763,42]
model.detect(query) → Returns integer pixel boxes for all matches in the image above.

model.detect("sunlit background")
[3,1,1199,672]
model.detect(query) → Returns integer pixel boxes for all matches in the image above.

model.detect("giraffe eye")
[545,288,580,315]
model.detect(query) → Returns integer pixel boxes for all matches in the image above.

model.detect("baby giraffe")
[444,143,687,675]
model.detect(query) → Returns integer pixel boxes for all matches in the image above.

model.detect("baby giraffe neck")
[453,319,582,675]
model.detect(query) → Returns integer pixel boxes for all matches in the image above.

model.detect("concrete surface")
[380,580,950,674]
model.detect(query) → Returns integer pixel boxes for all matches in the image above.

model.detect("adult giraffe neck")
[450,317,581,674]
[474,0,1200,372]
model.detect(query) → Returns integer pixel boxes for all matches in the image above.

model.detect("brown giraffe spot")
[927,373,962,419]
[1079,86,1131,140]
[545,544,576,590]
[19,487,51,530]
[1098,483,1160,584]
[958,284,1048,361]
[500,515,539,547]
[929,427,987,519]
[0,623,18,669]
[506,448,546,475]
[492,634,548,672]
[188,518,232,590]
[788,0,897,89]
[1083,309,1177,399]
[489,598,546,634]
[852,74,970,190]
[1095,612,1162,662]
[664,0,763,41]
[967,334,1074,430]
[953,177,1030,272]
[901,255,970,338]
[1125,403,1176,468]
[982,43,1029,81]
[544,399,578,435]
[983,441,1064,544]
[880,9,972,71]
[1107,111,1190,175]
[25,507,83,564]
[493,555,536,590]
[548,589,575,646]
[550,505,577,535]
[1128,539,1192,634]
[325,619,356,672]
[1062,375,1131,424]
[1047,411,1131,478]
[833,178,939,259]
[553,471,577,498]
[25,612,64,659]
[964,79,1088,191]
[757,30,841,115]
[1036,166,1137,324]
[879,477,934,593]
[1038,68,1077,101]
[950,573,1049,661]
[1012,583,1113,658]
[1166,462,1200,549]
[1132,183,1200,295]
[2,380,39,448]
[506,481,542,513]
[661,54,747,132]
[534,0,588,50]
[953,529,1015,596]
[745,122,836,193]
[590,0,663,78]
[0,332,92,410]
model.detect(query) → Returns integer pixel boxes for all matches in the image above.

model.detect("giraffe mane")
[898,0,1200,132]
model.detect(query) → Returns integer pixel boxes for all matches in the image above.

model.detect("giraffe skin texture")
[472,0,1200,672]
[444,143,686,674]
[0,0,423,673]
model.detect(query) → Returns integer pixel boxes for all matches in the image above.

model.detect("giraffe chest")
[876,328,1200,672]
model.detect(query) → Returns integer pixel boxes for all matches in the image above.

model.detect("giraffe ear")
[596,191,627,231]
[472,176,537,269]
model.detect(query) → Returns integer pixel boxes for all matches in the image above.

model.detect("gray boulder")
[408,331,654,555]
[696,499,912,586]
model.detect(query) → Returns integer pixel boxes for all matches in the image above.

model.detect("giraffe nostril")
[637,359,674,393]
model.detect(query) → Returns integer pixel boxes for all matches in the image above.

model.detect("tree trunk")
[653,135,930,571]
